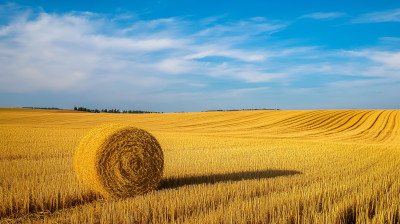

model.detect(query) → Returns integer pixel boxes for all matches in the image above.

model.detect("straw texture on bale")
[74,124,164,198]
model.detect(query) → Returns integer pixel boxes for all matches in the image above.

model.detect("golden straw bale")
[74,124,164,198]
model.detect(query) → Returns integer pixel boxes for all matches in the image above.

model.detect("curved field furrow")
[297,110,358,132]
[333,111,380,142]
[280,110,352,133]
[250,111,336,137]
[267,110,357,139]
[201,112,281,131]
[337,110,386,142]
[378,111,398,143]
[386,111,400,143]
[239,110,400,144]
[278,111,341,128]
[283,110,346,130]
[295,110,369,139]
[255,110,324,130]
[301,110,398,144]
[173,111,272,131]
[392,111,400,143]
[332,110,374,134]
[373,110,398,143]
[175,111,294,133]
[306,110,369,137]
[317,111,376,141]
[355,110,393,143]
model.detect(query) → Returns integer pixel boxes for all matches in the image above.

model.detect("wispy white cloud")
[195,18,286,37]
[121,17,180,34]
[111,12,137,22]
[301,12,345,20]
[0,10,291,94]
[223,86,269,97]
[183,47,267,62]
[89,36,188,51]
[353,9,400,23]
[329,79,389,88]
[379,37,400,42]
[156,58,199,75]
[343,50,400,77]
[143,86,270,104]
[310,49,400,88]
[0,12,184,92]
[205,62,286,83]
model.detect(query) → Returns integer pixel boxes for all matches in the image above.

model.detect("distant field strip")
[144,110,400,144]
[0,108,399,223]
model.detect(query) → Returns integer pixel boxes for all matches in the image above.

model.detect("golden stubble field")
[0,108,399,223]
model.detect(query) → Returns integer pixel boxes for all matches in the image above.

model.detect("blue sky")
[0,1,399,112]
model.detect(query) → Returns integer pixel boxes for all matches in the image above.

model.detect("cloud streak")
[353,9,400,23]
[301,12,345,20]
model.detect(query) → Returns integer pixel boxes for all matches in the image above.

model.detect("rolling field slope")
[0,108,399,223]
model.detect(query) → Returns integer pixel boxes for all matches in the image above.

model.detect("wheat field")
[0,108,399,223]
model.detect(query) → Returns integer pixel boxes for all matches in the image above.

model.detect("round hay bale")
[74,124,164,198]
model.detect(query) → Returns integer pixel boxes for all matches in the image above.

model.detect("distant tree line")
[74,107,158,114]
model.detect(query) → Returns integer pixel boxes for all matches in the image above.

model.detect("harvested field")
[0,108,399,223]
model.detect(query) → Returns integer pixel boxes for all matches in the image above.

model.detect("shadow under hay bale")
[158,169,302,190]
